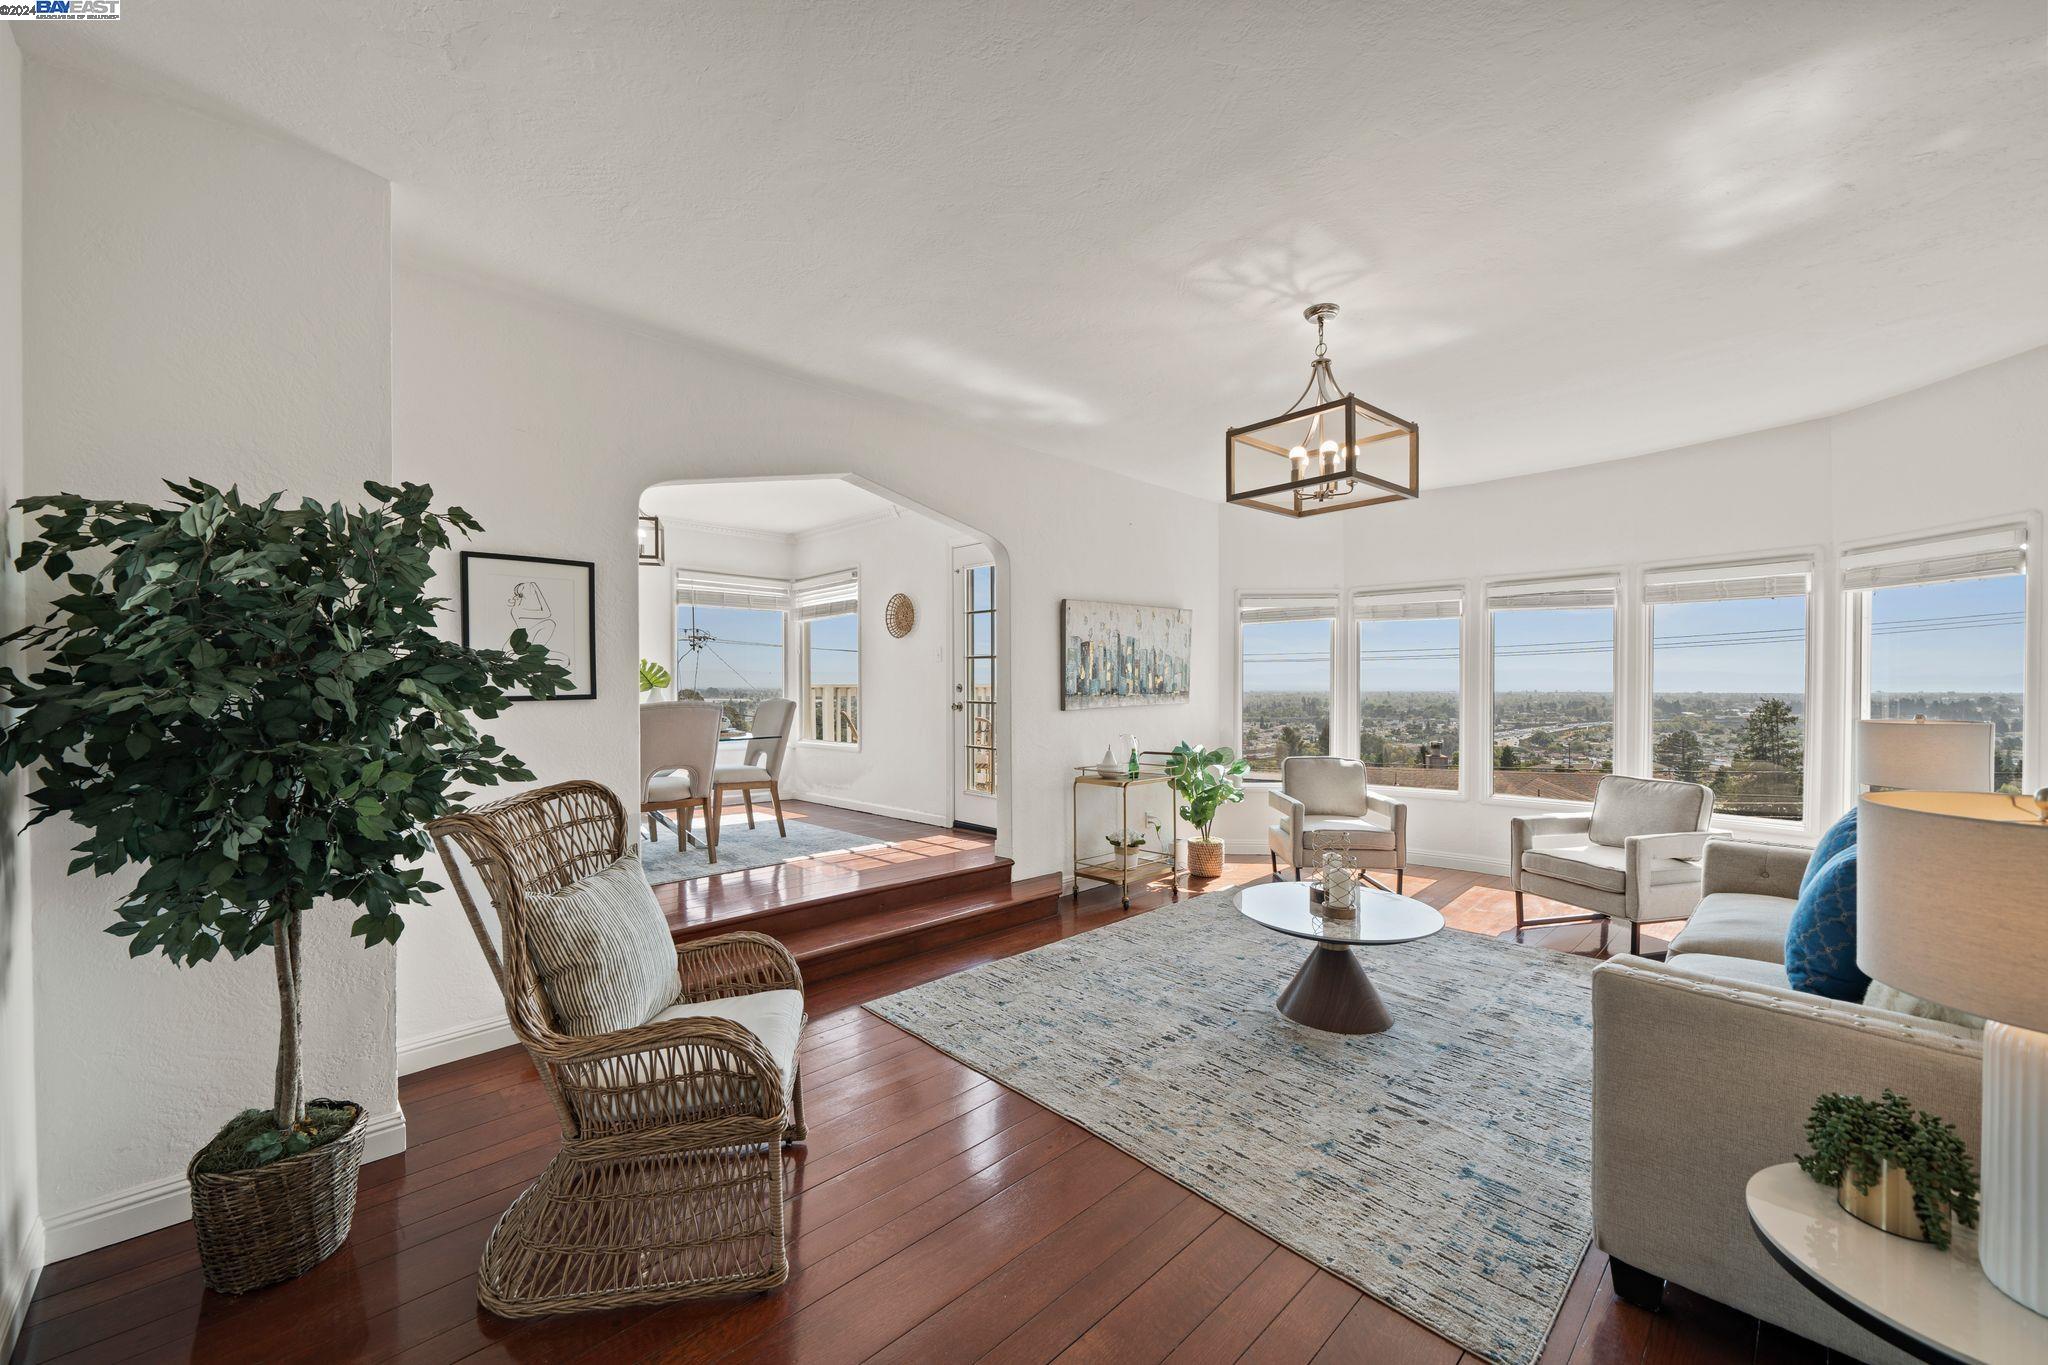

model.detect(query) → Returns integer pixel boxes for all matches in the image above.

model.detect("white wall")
[392,263,1222,1066]
[0,29,39,1356]
[1212,348,2048,868]
[784,509,971,826]
[21,60,401,1257]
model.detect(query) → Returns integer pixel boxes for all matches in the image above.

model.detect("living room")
[1,5,2044,1364]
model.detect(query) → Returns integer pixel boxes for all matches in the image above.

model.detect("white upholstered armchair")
[1509,774,1713,956]
[1267,756,1409,892]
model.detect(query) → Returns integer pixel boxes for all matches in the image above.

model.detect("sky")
[1242,573,2027,696]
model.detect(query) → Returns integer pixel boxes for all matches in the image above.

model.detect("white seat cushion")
[646,770,696,802]
[649,988,805,1105]
[714,764,772,784]
[1668,892,1796,963]
[1521,843,1701,895]
[1290,812,1397,852]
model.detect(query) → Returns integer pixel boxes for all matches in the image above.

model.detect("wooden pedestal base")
[1276,944,1393,1035]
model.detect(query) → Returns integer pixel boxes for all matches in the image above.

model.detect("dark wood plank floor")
[11,801,1831,1365]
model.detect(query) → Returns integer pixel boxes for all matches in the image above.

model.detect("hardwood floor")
[10,804,1819,1365]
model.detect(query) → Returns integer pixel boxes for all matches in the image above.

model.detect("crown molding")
[647,516,796,546]
[795,508,901,542]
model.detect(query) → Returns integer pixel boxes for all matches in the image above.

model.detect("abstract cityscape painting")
[1061,599,1192,710]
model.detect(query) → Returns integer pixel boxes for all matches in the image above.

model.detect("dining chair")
[715,697,797,838]
[641,699,722,863]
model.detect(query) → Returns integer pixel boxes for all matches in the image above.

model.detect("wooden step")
[663,841,1011,944]
[781,873,1064,982]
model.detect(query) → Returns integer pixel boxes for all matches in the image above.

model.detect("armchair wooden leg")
[1396,867,1405,895]
[1630,921,1641,957]
[1270,851,1279,877]
[1600,918,1610,955]
[1514,889,1525,941]
[769,781,787,837]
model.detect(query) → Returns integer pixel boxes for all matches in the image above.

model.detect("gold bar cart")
[1071,763,1179,909]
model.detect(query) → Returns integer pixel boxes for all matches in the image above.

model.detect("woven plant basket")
[1187,838,1225,880]
[187,1099,368,1295]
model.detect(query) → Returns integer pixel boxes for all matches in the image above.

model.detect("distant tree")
[1276,725,1302,763]
[1495,743,1522,770]
[1360,731,1390,766]
[1737,699,1802,770]
[1526,729,1557,749]
[1655,727,1707,782]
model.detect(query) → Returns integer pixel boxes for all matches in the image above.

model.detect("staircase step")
[667,845,1012,944]
[780,873,1063,982]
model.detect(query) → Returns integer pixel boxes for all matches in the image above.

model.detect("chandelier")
[1225,303,1419,518]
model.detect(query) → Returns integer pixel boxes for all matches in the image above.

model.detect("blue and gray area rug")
[639,816,882,885]
[867,890,1597,1365]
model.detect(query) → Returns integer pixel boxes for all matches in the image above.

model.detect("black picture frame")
[637,514,664,565]
[459,551,598,701]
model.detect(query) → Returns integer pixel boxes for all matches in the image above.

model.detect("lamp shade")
[1858,791,2048,1032]
[1856,718,1993,790]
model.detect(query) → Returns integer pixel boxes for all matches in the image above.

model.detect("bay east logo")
[0,0,121,17]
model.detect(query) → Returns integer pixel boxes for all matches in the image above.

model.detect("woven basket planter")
[187,1100,367,1295]
[1186,838,1225,880]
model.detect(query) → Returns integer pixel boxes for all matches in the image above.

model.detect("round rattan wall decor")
[884,593,916,638]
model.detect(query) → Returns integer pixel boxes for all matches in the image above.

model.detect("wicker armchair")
[427,780,806,1317]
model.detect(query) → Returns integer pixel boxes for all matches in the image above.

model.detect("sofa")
[1591,838,1983,1365]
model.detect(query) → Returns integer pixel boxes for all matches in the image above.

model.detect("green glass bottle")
[1126,735,1140,779]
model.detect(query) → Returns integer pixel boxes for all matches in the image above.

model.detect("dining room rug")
[865,888,1598,1365]
[638,815,883,885]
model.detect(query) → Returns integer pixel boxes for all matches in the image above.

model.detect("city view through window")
[673,602,786,732]
[1359,615,1460,789]
[1490,605,1613,800]
[1239,616,1332,776]
[1651,592,1805,821]
[1866,574,2026,792]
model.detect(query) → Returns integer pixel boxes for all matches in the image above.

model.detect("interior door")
[951,546,998,831]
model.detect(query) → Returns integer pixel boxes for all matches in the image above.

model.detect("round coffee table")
[1236,881,1444,1034]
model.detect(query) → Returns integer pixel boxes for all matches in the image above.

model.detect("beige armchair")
[715,696,796,838]
[1509,774,1713,955]
[641,699,721,862]
[1267,756,1409,892]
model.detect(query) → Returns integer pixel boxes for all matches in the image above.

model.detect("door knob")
[951,701,965,712]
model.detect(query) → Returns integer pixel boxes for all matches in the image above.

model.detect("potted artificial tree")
[1164,741,1250,880]
[0,479,564,1294]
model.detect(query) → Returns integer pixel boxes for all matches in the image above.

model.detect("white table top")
[1236,880,1444,947]
[1746,1163,2048,1365]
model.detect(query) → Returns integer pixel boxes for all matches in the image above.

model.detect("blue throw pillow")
[1785,846,1867,1001]
[1803,807,1857,889]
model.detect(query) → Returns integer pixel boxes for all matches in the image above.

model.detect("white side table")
[1745,1163,2048,1365]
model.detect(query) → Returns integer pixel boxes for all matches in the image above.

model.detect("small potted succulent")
[1164,741,1250,880]
[1797,1089,1978,1248]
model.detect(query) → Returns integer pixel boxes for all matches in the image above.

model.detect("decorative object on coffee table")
[1796,1089,1978,1248]
[1164,741,1249,880]
[1315,850,1357,915]
[884,591,916,637]
[0,480,564,1294]
[1858,789,2048,1314]
[1748,1163,2048,1365]
[1236,880,1442,1034]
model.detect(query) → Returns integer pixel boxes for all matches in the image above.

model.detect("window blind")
[1485,576,1618,612]
[1352,585,1462,622]
[794,568,860,620]
[674,569,789,612]
[1841,525,2027,592]
[1239,593,1338,625]
[1643,559,1811,605]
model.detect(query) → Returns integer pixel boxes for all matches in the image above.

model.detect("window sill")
[1482,792,1594,810]
[796,740,861,753]
[1370,784,1466,803]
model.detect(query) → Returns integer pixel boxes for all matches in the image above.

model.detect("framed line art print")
[459,552,597,700]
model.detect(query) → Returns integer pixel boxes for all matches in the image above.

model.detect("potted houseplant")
[1164,741,1250,880]
[0,479,564,1294]
[638,658,673,701]
[1797,1089,1979,1248]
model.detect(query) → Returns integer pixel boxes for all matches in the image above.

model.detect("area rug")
[865,890,1597,1365]
[638,817,883,885]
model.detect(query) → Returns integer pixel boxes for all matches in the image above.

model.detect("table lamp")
[1859,790,2048,1314]
[1857,717,1994,790]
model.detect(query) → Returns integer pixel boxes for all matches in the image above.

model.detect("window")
[1846,526,2028,793]
[1646,560,1811,823]
[1355,586,1462,790]
[797,569,860,744]
[1488,577,1617,800]
[1238,594,1336,778]
[964,563,997,794]
[672,570,788,732]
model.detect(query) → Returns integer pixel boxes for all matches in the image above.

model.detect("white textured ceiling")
[640,477,896,537]
[23,2,2048,496]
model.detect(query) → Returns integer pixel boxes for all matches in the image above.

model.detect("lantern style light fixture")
[1225,303,1419,518]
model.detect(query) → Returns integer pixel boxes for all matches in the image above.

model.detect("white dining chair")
[715,697,797,837]
[640,700,722,862]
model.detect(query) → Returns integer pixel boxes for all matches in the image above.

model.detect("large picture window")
[1238,594,1336,778]
[1846,527,2027,792]
[1646,560,1811,823]
[672,570,788,733]
[1355,586,1462,790]
[1488,577,1617,800]
[797,569,860,744]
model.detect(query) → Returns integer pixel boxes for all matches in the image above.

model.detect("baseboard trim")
[781,792,950,829]
[41,1106,406,1263]
[1221,842,1510,878]
[399,1015,520,1075]
[3,1217,43,1364]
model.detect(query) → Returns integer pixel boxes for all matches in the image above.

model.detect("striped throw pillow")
[523,854,682,1035]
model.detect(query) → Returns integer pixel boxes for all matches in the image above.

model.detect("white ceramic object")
[1982,1020,2048,1314]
